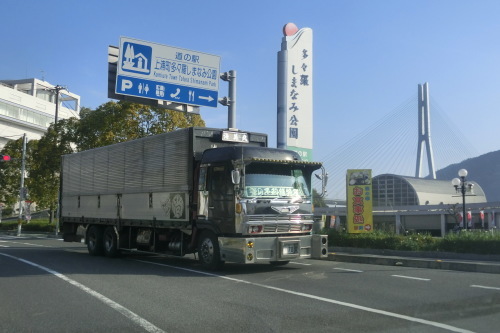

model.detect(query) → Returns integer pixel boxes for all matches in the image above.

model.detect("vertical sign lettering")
[346,170,373,233]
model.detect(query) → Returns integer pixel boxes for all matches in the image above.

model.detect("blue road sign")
[116,37,220,108]
[116,75,217,108]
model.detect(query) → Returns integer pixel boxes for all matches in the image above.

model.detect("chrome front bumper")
[218,235,314,264]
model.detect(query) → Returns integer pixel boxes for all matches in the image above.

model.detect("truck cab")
[195,145,325,268]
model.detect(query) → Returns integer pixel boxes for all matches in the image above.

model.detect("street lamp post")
[452,169,473,230]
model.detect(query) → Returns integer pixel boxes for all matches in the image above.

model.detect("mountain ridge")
[435,150,500,202]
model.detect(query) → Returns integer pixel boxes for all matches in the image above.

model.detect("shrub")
[0,219,56,232]
[323,228,500,255]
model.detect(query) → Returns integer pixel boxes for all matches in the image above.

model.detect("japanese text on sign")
[287,49,311,140]
[347,170,373,233]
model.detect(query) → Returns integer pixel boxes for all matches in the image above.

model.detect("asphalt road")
[1,235,500,333]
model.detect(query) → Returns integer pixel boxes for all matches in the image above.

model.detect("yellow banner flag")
[346,170,373,233]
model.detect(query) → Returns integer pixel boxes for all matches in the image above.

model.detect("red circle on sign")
[364,225,372,231]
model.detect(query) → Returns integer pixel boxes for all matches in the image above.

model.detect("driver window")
[198,167,207,191]
[209,166,233,195]
[210,166,225,191]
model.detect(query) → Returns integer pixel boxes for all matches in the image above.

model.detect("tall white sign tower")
[277,23,313,161]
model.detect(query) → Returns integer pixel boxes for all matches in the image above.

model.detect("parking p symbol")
[121,79,133,91]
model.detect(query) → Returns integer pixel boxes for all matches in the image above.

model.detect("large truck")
[60,127,328,269]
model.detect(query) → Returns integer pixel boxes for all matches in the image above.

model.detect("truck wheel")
[87,226,104,256]
[198,231,224,270]
[103,227,120,258]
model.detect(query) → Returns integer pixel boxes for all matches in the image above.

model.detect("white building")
[0,78,80,149]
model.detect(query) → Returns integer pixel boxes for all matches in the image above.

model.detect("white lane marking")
[290,261,312,266]
[0,253,165,333]
[392,275,430,281]
[471,285,500,291]
[0,241,50,247]
[135,260,473,333]
[334,268,363,273]
[0,245,10,248]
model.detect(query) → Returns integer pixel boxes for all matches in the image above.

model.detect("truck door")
[207,165,235,233]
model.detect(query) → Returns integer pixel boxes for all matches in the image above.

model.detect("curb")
[328,248,500,274]
[1,231,60,239]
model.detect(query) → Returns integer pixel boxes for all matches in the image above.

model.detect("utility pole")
[51,85,65,234]
[52,85,66,129]
[17,133,27,237]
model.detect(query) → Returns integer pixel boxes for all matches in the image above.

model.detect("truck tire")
[103,226,120,258]
[87,226,104,256]
[198,230,224,270]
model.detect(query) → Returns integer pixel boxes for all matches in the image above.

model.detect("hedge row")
[325,229,500,255]
[0,219,56,232]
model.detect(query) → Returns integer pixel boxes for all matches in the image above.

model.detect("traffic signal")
[1,155,11,161]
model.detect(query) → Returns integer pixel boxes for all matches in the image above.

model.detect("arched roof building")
[372,174,487,207]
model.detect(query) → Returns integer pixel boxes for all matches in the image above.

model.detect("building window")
[0,101,52,127]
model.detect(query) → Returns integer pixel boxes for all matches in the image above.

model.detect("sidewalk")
[329,246,500,274]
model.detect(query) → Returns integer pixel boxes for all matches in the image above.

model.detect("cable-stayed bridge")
[314,84,478,201]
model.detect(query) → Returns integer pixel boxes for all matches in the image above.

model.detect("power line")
[315,94,478,200]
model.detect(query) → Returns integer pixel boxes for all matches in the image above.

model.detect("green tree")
[75,101,205,150]
[28,121,75,222]
[0,136,38,217]
[313,188,327,208]
[0,138,25,210]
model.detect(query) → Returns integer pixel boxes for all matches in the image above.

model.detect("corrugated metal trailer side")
[60,128,192,226]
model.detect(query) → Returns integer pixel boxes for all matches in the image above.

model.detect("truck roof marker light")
[250,157,322,166]
[222,130,249,143]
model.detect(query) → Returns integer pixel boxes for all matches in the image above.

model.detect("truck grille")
[263,224,303,233]
[247,214,312,222]
[247,214,313,234]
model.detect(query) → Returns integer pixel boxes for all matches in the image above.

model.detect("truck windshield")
[243,163,311,198]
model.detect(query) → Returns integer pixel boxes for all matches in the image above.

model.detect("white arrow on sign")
[199,95,214,102]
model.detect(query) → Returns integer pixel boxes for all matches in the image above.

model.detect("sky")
[2,0,500,195]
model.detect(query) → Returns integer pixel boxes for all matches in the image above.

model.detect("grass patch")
[324,229,500,255]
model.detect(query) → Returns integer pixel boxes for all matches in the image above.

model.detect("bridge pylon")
[415,82,436,179]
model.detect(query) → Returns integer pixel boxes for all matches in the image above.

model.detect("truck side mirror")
[231,169,241,185]
[315,167,328,197]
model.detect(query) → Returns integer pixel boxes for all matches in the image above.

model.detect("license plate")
[283,243,298,255]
